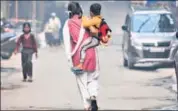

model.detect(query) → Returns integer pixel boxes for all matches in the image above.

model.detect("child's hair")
[68,2,83,19]
[22,22,31,33]
[90,3,101,16]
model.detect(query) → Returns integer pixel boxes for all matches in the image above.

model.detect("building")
[6,1,45,22]
[1,1,9,19]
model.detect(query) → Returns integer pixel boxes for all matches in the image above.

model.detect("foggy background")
[1,1,178,110]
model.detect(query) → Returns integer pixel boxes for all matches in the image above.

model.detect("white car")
[1,32,17,59]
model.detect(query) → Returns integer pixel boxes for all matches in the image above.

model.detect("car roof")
[130,5,172,15]
[133,10,171,15]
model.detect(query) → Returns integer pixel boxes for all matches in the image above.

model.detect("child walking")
[14,22,38,82]
[72,3,111,72]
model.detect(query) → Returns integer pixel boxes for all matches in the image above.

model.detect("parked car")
[1,31,17,59]
[122,5,177,69]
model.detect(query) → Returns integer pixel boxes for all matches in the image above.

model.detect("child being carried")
[72,3,112,72]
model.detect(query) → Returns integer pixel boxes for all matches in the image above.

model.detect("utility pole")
[7,1,10,19]
[39,1,45,30]
[32,1,37,37]
[40,1,44,22]
[15,0,18,23]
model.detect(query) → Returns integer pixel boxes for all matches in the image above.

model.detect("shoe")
[22,79,27,82]
[91,99,98,111]
[72,67,83,72]
[71,68,84,75]
[27,77,33,82]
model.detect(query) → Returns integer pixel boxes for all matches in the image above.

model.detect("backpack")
[98,18,112,44]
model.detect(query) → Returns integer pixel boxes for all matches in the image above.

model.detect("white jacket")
[62,19,85,67]
[63,19,71,64]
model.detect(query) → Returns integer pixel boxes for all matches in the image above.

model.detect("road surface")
[1,1,177,110]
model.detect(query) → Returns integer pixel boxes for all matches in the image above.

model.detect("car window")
[131,13,176,33]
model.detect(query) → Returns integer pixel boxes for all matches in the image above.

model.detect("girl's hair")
[76,2,83,18]
[22,22,31,33]
[67,2,83,19]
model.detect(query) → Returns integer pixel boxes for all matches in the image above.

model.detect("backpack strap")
[93,25,99,29]
[99,18,107,30]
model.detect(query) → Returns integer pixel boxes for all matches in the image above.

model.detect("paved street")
[1,1,177,110]
[1,39,177,110]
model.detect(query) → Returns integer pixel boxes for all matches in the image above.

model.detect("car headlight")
[131,39,142,47]
[131,39,143,50]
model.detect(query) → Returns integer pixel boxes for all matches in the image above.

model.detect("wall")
[1,1,8,18]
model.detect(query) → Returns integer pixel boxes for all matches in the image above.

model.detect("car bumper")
[137,58,174,63]
[130,45,177,64]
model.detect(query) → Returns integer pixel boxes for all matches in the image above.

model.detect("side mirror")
[176,32,178,39]
[122,25,128,31]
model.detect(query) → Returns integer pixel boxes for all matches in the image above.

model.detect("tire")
[128,60,134,69]
[1,52,13,60]
[127,57,135,69]
[123,58,128,67]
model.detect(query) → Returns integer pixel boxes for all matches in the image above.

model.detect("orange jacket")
[82,15,102,34]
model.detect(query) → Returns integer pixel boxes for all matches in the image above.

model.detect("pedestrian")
[44,22,54,47]
[14,22,38,82]
[63,2,100,111]
[72,3,112,72]
[44,12,61,47]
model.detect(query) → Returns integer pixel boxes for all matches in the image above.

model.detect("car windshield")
[131,13,176,33]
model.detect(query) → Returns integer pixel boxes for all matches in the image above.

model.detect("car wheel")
[127,59,135,69]
[127,53,135,69]
[123,58,128,67]
[1,52,13,60]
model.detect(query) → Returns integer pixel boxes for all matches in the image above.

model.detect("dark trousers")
[21,52,33,79]
[45,32,54,46]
